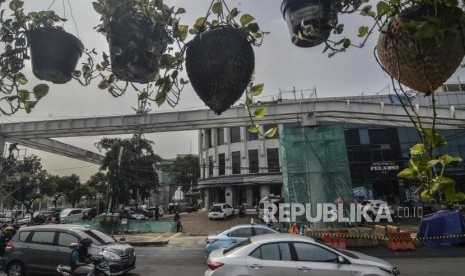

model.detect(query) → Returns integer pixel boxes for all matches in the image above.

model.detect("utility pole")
[108,146,124,213]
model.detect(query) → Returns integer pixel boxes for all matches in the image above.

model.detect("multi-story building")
[198,84,465,209]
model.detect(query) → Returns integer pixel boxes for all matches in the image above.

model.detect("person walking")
[155,205,159,221]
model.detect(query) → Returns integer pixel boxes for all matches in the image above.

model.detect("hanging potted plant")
[90,0,189,110]
[185,0,266,115]
[0,0,84,114]
[312,0,465,205]
[280,0,335,47]
[26,12,84,84]
[376,2,464,95]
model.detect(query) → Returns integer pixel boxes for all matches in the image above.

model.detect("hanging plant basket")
[107,12,168,84]
[376,4,465,95]
[186,25,255,115]
[27,27,84,84]
[281,0,334,48]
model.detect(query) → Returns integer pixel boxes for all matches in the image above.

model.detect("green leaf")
[240,14,255,27]
[358,26,369,37]
[397,168,414,178]
[175,7,186,15]
[194,17,207,29]
[427,159,439,168]
[420,190,431,202]
[343,39,351,48]
[161,54,175,66]
[138,92,148,101]
[212,2,223,15]
[247,23,259,33]
[376,1,390,17]
[254,106,267,119]
[24,101,36,113]
[155,92,166,107]
[92,2,105,15]
[265,127,278,138]
[413,22,438,40]
[32,84,49,99]
[439,154,462,166]
[9,0,23,11]
[177,25,188,41]
[410,143,426,155]
[227,8,239,22]
[250,83,264,96]
[248,124,260,133]
[18,89,29,102]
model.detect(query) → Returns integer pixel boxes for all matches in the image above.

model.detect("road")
[128,244,465,276]
[1,243,465,276]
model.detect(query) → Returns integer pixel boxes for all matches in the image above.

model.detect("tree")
[86,171,108,195]
[95,135,161,212]
[9,155,46,215]
[169,154,199,193]
[39,173,63,208]
[60,174,86,208]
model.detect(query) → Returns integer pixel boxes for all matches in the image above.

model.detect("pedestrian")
[155,205,159,221]
[266,213,273,228]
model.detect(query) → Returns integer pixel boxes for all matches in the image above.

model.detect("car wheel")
[7,261,25,276]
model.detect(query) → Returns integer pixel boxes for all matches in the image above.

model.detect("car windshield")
[224,239,251,255]
[81,229,115,245]
[210,206,222,212]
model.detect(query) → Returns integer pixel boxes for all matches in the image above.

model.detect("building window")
[246,126,259,141]
[217,128,225,145]
[264,124,279,139]
[232,151,241,174]
[206,129,212,148]
[208,156,214,177]
[345,129,360,145]
[267,148,280,172]
[230,127,241,143]
[249,149,259,173]
[218,153,225,175]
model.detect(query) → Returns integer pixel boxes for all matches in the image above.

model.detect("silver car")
[1,224,136,276]
[205,234,400,276]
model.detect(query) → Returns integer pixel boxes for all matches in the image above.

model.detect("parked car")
[359,200,395,221]
[59,208,83,223]
[120,210,147,220]
[1,224,136,276]
[17,211,57,226]
[205,224,279,257]
[205,234,400,276]
[208,203,234,220]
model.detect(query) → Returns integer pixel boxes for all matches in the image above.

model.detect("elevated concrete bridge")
[1,100,463,164]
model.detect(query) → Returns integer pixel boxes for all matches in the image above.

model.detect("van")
[258,195,283,221]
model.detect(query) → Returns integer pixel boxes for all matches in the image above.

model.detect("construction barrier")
[322,233,347,249]
[387,232,415,251]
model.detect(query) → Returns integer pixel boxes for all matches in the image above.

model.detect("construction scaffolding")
[280,125,353,229]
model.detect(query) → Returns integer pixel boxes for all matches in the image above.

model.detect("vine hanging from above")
[79,0,190,110]
[0,0,86,115]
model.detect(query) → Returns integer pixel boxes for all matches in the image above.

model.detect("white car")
[359,200,395,220]
[206,234,400,276]
[208,203,234,220]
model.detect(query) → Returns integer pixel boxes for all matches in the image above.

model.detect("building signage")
[370,161,399,172]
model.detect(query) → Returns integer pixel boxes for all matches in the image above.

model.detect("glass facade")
[218,153,225,175]
[248,149,259,173]
[232,151,241,174]
[267,148,280,172]
[230,127,241,143]
[217,128,224,145]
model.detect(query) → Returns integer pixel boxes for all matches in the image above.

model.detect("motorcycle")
[56,255,110,276]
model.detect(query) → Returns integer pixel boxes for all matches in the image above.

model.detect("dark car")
[1,224,136,276]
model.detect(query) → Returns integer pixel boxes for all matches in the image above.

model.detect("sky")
[1,0,464,181]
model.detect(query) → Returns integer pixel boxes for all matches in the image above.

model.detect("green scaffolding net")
[280,125,353,228]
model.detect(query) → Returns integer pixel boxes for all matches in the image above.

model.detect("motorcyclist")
[71,238,93,276]
[0,226,14,257]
